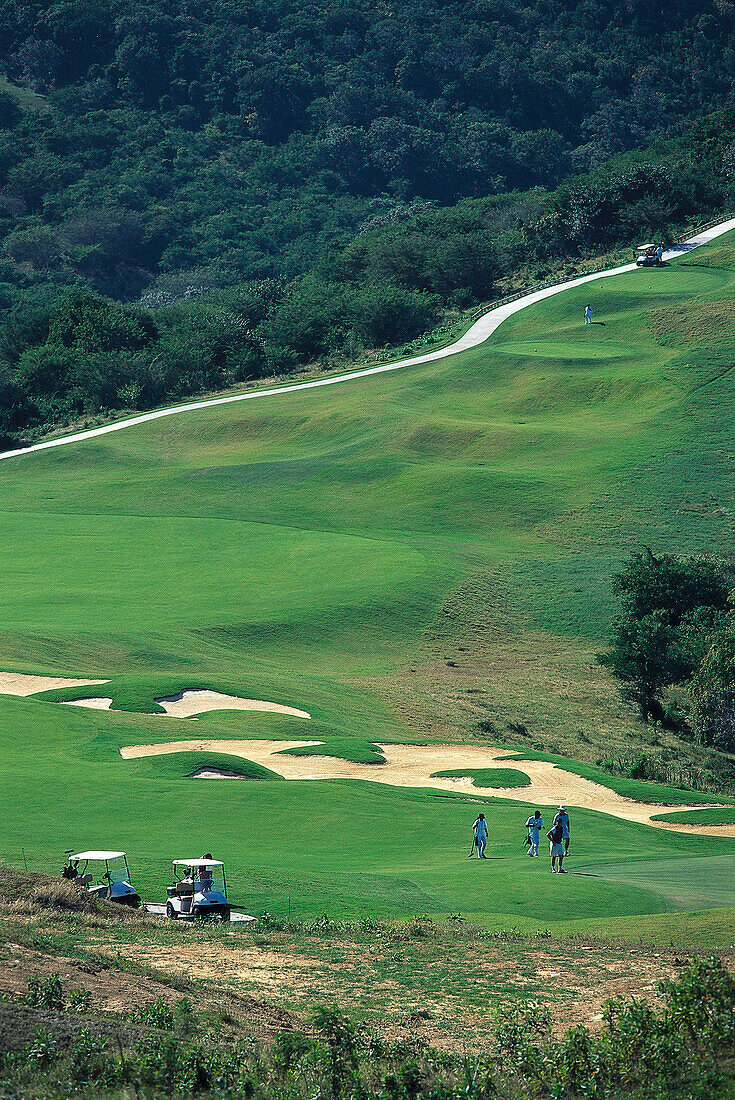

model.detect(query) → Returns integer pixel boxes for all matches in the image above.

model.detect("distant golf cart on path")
[165,856,231,921]
[62,850,141,908]
[635,243,664,267]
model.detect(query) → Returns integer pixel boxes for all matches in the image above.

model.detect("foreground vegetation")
[2,868,735,1099]
[6,960,735,1100]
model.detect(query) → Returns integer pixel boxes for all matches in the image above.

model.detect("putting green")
[3,234,735,926]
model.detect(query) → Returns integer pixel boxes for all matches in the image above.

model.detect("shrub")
[26,973,64,1011]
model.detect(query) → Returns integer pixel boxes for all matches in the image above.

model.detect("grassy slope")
[2,239,735,925]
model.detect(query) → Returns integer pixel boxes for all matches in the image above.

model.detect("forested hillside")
[1,0,735,441]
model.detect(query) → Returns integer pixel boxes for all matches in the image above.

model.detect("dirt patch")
[127,942,320,990]
[119,739,734,837]
[0,672,109,696]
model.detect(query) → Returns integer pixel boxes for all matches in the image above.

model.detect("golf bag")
[523,833,532,849]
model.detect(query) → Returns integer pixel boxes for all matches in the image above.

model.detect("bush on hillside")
[598,549,731,719]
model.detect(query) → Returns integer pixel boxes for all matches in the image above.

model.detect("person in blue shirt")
[525,810,544,856]
[553,806,571,855]
[584,304,592,324]
[473,814,488,858]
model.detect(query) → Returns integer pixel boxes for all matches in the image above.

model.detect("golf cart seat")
[176,879,194,896]
[76,873,92,887]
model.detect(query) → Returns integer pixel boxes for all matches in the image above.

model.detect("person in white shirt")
[553,806,571,855]
[525,810,544,856]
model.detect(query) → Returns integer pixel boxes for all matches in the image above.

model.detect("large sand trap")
[0,672,109,697]
[118,739,734,837]
[156,690,311,720]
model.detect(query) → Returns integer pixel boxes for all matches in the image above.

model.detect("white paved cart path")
[1,218,734,464]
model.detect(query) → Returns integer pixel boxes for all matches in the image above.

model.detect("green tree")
[691,631,735,751]
[599,549,730,718]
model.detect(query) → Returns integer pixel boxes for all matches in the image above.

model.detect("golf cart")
[62,850,141,907]
[635,243,663,267]
[165,857,230,921]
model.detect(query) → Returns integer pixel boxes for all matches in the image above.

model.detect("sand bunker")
[0,672,110,696]
[0,674,311,721]
[156,690,310,720]
[61,697,113,711]
[118,739,733,838]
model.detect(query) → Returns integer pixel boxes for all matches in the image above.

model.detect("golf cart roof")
[637,243,656,250]
[71,850,126,861]
[173,858,224,868]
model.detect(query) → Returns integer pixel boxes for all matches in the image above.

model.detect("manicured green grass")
[652,808,735,825]
[138,752,284,780]
[277,739,385,763]
[431,768,531,788]
[574,853,735,912]
[2,234,735,928]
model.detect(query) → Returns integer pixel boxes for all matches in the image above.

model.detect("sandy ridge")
[1,219,734,465]
[118,739,735,837]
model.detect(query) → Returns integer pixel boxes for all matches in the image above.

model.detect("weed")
[26,973,63,1011]
[131,996,176,1030]
[68,987,92,1013]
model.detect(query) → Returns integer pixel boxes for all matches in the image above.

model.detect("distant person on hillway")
[473,813,488,858]
[525,810,544,856]
[657,242,664,264]
[584,304,592,324]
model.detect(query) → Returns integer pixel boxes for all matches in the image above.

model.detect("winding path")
[2,218,735,464]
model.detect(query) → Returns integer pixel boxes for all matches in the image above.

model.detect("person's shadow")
[588,321,606,326]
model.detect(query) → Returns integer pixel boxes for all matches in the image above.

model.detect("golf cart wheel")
[221,908,231,923]
[166,902,176,920]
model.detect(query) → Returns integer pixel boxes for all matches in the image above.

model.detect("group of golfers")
[472,805,571,872]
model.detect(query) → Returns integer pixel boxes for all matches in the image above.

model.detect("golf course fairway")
[3,228,735,928]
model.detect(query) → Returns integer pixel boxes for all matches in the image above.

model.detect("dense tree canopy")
[1,1,735,440]
[1,0,735,302]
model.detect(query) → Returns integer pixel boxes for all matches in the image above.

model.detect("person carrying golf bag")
[525,810,544,856]
[472,814,488,858]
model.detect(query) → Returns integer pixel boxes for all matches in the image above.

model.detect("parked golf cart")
[635,243,663,267]
[62,850,141,907]
[165,857,230,921]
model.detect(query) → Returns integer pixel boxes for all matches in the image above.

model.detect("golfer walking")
[553,805,571,855]
[473,813,488,858]
[525,810,544,856]
[584,304,592,324]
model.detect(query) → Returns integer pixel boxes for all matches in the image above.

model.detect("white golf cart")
[165,857,230,921]
[635,243,663,267]
[63,850,141,908]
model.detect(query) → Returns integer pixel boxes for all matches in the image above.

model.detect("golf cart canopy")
[637,244,656,250]
[173,858,223,868]
[72,851,126,861]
